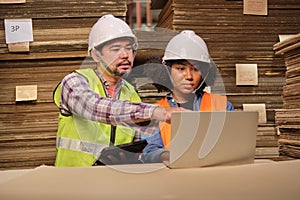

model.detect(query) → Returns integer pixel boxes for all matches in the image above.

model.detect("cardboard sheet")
[0,160,299,200]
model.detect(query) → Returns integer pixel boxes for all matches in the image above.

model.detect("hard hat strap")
[94,47,119,77]
[163,63,175,89]
[193,64,212,94]
[99,58,119,77]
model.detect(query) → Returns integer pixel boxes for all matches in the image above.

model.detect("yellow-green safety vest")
[53,68,141,166]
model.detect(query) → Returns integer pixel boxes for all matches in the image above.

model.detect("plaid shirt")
[59,70,160,139]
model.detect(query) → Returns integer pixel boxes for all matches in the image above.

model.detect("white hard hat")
[163,30,210,63]
[88,14,138,53]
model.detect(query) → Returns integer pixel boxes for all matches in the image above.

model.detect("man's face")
[98,38,135,76]
[171,60,202,95]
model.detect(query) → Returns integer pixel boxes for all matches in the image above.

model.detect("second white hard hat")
[162,30,210,63]
[88,14,138,53]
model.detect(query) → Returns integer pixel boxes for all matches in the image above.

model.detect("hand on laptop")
[152,107,186,124]
[160,151,170,162]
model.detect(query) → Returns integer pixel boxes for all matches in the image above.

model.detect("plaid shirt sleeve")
[60,72,160,136]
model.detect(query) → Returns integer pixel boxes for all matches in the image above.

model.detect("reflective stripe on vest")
[57,136,107,158]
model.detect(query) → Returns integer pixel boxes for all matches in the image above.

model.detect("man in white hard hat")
[142,30,234,163]
[53,14,181,167]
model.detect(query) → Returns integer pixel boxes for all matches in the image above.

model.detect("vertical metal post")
[127,1,133,28]
[136,2,141,29]
[146,2,152,27]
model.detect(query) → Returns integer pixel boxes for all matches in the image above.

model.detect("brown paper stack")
[274,34,300,159]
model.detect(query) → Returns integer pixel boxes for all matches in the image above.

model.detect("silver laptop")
[166,111,258,169]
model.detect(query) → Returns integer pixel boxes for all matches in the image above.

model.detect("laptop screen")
[167,111,258,168]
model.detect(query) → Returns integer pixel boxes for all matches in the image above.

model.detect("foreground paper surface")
[0,160,300,200]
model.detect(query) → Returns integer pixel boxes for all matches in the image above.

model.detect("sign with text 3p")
[4,18,33,44]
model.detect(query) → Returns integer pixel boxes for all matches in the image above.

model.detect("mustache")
[116,59,131,67]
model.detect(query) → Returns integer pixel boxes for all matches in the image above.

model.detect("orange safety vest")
[156,93,227,150]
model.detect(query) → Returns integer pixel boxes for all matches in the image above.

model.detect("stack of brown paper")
[274,33,300,159]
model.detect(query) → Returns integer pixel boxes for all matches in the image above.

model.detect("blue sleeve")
[141,131,168,163]
[226,100,234,111]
